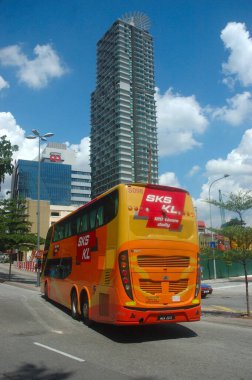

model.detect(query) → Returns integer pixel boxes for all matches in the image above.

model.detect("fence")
[200,258,252,280]
[17,261,36,272]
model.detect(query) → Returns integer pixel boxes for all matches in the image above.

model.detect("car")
[201,283,213,298]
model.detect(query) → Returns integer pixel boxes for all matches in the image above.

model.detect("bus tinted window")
[44,257,72,279]
[103,190,118,224]
[52,189,118,240]
[89,207,97,230]
[77,212,89,234]
[44,226,53,252]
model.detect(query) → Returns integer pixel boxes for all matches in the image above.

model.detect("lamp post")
[26,129,54,286]
[208,174,230,279]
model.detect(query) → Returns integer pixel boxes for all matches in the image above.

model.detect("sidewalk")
[0,262,40,292]
[203,275,252,285]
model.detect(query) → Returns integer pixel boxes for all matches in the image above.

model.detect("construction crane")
[219,189,226,226]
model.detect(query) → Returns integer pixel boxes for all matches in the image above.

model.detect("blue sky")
[1,0,252,226]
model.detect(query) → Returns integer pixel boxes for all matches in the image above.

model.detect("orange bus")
[41,183,201,325]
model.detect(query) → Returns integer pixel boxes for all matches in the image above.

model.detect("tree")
[0,198,42,279]
[0,135,18,191]
[222,218,246,228]
[0,198,40,251]
[207,190,252,317]
[210,190,252,224]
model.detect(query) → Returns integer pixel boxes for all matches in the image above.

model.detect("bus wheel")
[81,293,92,326]
[71,291,79,320]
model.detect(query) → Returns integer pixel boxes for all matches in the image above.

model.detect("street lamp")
[208,174,230,279]
[26,129,54,286]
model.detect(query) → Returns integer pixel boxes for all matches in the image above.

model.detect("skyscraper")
[91,13,158,198]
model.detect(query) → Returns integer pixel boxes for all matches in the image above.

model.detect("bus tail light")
[194,253,201,298]
[119,251,133,300]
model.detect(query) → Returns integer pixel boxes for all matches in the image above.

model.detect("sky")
[1,0,252,228]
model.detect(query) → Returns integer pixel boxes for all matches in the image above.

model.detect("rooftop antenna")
[121,12,151,31]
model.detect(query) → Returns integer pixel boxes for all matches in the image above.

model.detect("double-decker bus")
[41,183,201,325]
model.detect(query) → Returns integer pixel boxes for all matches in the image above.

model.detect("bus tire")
[71,290,79,320]
[44,282,49,301]
[81,293,92,327]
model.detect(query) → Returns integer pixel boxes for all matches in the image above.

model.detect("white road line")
[34,342,85,362]
[214,283,252,290]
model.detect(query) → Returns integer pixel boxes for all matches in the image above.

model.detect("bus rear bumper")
[114,305,201,325]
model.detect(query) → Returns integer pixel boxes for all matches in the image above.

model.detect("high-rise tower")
[90,13,158,198]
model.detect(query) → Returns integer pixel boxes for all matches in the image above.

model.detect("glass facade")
[90,16,158,198]
[13,160,72,206]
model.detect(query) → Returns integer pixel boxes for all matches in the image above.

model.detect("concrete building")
[90,13,158,198]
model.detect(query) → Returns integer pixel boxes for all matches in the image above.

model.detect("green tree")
[0,198,40,251]
[0,135,18,191]
[0,198,42,279]
[208,190,252,317]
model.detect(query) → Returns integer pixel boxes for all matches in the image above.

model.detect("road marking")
[212,305,239,312]
[34,342,85,362]
[51,329,63,334]
[214,283,252,290]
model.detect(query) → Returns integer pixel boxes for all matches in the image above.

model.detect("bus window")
[76,215,82,234]
[44,258,61,278]
[53,224,60,242]
[96,206,104,227]
[64,222,72,238]
[103,190,118,224]
[76,212,89,233]
[81,213,89,232]
[89,207,97,230]
[44,226,53,252]
[60,257,72,279]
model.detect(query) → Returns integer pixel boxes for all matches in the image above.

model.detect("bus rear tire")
[81,293,92,326]
[71,290,79,320]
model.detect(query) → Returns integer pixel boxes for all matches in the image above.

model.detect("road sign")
[210,242,216,248]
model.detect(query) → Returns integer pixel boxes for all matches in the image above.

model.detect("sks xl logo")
[138,189,186,230]
[145,194,179,214]
[76,231,96,262]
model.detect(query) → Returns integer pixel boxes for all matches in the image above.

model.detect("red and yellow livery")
[41,183,201,325]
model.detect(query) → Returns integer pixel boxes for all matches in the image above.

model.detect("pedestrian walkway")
[0,262,39,291]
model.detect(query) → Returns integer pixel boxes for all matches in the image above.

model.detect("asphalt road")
[0,264,252,380]
[202,277,252,315]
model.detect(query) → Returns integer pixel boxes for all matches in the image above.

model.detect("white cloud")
[0,75,9,90]
[195,128,252,227]
[206,128,252,186]
[155,88,208,156]
[187,165,200,177]
[0,112,39,195]
[66,137,90,171]
[159,172,180,187]
[0,112,91,195]
[221,22,252,87]
[0,112,38,160]
[0,44,67,89]
[212,92,252,126]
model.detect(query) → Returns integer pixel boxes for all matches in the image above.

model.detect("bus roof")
[52,183,190,225]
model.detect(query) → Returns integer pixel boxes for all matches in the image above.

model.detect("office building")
[90,13,158,198]
[11,142,91,207]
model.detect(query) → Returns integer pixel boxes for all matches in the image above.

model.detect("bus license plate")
[158,314,174,321]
